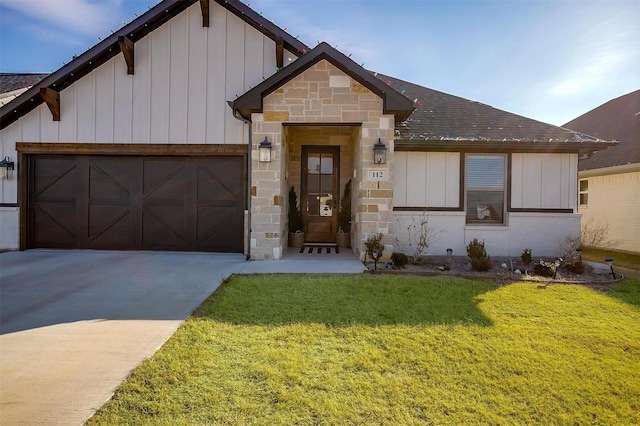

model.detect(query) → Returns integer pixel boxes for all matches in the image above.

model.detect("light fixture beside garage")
[373,138,387,164]
[258,137,272,163]
[0,156,14,180]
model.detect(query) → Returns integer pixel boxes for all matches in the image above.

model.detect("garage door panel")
[28,154,244,253]
[88,210,134,248]
[142,209,189,249]
[89,205,132,239]
[197,161,243,203]
[197,206,242,249]
[143,205,186,237]
[33,160,80,200]
[33,203,77,247]
[89,159,135,199]
[143,160,186,199]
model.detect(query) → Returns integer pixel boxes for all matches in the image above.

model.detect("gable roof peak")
[231,41,415,122]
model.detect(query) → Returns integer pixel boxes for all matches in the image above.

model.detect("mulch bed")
[365,255,624,291]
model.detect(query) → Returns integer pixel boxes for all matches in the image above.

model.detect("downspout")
[233,109,253,260]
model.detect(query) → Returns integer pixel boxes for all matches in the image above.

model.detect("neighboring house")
[563,90,640,253]
[0,0,615,259]
[0,73,49,107]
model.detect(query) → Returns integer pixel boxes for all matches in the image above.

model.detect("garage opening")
[25,153,245,253]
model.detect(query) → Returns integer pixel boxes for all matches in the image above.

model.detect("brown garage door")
[27,155,245,252]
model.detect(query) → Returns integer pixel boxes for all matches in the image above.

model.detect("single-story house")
[563,90,639,254]
[0,0,616,260]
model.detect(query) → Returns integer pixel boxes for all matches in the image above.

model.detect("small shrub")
[520,248,532,266]
[561,235,584,275]
[288,186,303,232]
[467,238,492,272]
[520,248,532,274]
[391,252,408,269]
[365,233,385,260]
[564,261,585,274]
[533,260,557,278]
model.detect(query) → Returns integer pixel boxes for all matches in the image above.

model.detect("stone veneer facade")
[249,60,396,260]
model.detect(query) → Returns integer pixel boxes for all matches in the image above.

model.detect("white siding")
[511,153,577,210]
[393,210,580,258]
[393,151,460,207]
[1,1,288,149]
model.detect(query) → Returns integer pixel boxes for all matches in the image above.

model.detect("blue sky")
[0,0,637,125]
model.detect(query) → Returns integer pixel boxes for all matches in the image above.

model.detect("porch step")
[299,244,340,254]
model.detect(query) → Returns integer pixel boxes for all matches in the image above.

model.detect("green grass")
[582,247,640,271]
[88,275,640,425]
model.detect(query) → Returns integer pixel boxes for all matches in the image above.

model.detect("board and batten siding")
[393,151,460,207]
[0,1,297,152]
[511,153,578,210]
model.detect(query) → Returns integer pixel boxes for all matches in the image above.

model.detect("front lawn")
[88,275,640,425]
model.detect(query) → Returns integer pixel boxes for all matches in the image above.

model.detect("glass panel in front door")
[307,153,334,218]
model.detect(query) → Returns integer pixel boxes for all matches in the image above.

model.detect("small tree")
[467,238,492,272]
[338,179,352,233]
[520,248,532,275]
[394,213,443,259]
[288,186,303,232]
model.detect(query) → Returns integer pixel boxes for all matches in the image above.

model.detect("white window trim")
[465,154,507,225]
[579,179,588,206]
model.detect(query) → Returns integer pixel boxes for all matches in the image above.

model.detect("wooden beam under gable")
[39,88,60,121]
[117,36,135,75]
[276,36,284,69]
[200,0,210,27]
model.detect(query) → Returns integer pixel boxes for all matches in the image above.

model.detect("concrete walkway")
[0,249,365,425]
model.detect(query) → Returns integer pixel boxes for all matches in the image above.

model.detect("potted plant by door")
[336,179,352,248]
[288,186,304,247]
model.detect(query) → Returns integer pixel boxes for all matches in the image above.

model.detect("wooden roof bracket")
[276,36,284,69]
[39,87,60,121]
[200,0,210,27]
[117,36,135,75]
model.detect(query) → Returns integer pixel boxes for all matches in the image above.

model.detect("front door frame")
[301,145,340,243]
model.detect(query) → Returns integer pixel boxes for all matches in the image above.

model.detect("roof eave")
[394,139,617,155]
[230,43,414,123]
[0,0,309,130]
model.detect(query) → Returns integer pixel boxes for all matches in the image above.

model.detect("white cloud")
[0,0,123,36]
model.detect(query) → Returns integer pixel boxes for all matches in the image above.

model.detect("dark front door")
[27,155,245,252]
[301,146,339,243]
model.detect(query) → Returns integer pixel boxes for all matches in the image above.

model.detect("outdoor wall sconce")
[605,257,616,279]
[373,138,387,164]
[0,156,14,180]
[258,137,272,163]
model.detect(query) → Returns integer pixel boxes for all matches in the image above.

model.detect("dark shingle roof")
[0,73,49,94]
[377,73,613,151]
[563,90,640,171]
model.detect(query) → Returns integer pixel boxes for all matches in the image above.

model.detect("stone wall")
[249,59,396,259]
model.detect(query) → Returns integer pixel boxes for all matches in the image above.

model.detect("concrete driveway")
[0,250,249,425]
[0,249,365,425]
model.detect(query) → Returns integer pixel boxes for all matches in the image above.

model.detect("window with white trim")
[579,179,588,206]
[466,154,506,224]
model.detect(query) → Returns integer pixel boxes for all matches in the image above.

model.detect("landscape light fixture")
[0,156,14,180]
[373,138,386,164]
[446,248,453,261]
[605,257,616,279]
[258,137,272,163]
